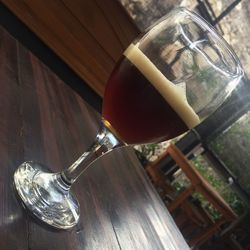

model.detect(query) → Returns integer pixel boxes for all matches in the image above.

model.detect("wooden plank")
[1,0,139,96]
[61,0,125,61]
[95,0,140,47]
[0,26,28,250]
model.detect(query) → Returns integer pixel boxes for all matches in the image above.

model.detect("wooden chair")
[146,144,237,248]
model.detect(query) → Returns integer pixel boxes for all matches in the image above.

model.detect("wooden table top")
[0,26,189,250]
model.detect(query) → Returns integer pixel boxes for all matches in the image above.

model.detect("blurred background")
[119,1,250,249]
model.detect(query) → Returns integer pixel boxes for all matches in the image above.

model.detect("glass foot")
[14,162,80,229]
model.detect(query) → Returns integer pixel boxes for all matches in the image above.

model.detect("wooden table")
[0,26,189,249]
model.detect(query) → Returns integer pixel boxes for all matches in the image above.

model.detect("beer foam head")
[124,44,200,129]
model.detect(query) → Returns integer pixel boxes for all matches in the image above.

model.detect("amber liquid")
[102,56,190,144]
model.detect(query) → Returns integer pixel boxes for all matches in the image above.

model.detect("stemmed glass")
[14,8,243,229]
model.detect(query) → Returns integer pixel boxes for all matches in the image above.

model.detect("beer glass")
[14,8,243,229]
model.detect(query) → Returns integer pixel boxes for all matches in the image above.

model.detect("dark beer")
[102,44,199,144]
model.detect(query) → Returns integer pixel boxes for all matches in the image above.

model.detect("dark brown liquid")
[102,56,188,144]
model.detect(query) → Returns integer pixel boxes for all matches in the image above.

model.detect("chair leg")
[189,218,225,248]
[168,186,194,212]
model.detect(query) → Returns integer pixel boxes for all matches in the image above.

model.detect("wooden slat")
[95,0,140,47]
[2,0,140,96]
[61,0,124,61]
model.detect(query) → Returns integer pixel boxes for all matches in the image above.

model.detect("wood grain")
[1,0,140,96]
[0,26,189,250]
[0,27,28,250]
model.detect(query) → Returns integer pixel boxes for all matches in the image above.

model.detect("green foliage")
[210,112,250,195]
[137,144,160,159]
[192,155,246,217]
[192,192,221,221]
[172,181,186,193]
[134,143,160,166]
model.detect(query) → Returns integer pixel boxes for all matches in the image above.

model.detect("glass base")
[14,162,80,229]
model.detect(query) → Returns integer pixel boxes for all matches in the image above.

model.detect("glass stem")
[60,125,123,185]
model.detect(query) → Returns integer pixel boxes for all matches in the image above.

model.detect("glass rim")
[142,7,244,80]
